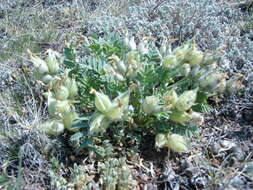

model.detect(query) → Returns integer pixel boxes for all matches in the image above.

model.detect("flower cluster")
[79,36,238,152]
[160,41,243,95]
[155,133,187,153]
[28,32,241,153]
[89,89,131,133]
[28,49,61,84]
[41,76,79,135]
[105,36,148,81]
[29,50,79,135]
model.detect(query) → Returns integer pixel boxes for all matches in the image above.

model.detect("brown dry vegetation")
[0,0,253,189]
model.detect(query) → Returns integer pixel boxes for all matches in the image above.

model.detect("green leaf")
[172,125,200,138]
[63,45,77,68]
[64,46,76,61]
[192,103,212,114]
[90,44,101,52]
[196,91,212,104]
[63,60,75,67]
[70,132,84,142]
[78,138,94,151]
[90,34,99,40]
[0,175,10,184]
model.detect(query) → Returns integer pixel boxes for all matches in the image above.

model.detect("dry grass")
[0,1,141,189]
[0,0,252,189]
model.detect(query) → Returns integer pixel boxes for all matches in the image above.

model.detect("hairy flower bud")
[203,53,218,66]
[170,109,191,124]
[199,73,226,90]
[28,50,49,75]
[188,111,204,126]
[155,133,167,148]
[63,78,78,99]
[113,90,130,108]
[124,37,130,47]
[166,134,187,152]
[173,43,191,61]
[90,113,110,133]
[44,91,55,105]
[123,32,130,48]
[205,62,218,71]
[126,65,135,78]
[175,89,198,111]
[126,52,140,63]
[142,96,161,114]
[215,78,227,94]
[179,63,191,77]
[162,89,178,107]
[225,75,244,94]
[129,59,141,70]
[63,111,79,132]
[37,62,49,74]
[54,86,69,100]
[105,103,123,121]
[46,49,60,75]
[93,90,112,113]
[48,100,71,117]
[115,73,125,81]
[163,55,178,69]
[39,119,64,136]
[117,60,127,74]
[42,74,54,84]
[109,55,127,75]
[187,49,203,65]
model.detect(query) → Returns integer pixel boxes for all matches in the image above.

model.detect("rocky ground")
[0,0,253,189]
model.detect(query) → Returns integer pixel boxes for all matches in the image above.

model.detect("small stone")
[231,146,245,162]
[190,175,208,189]
[220,140,236,149]
[183,167,198,177]
[230,176,246,189]
[243,162,253,177]
[209,143,220,155]
[178,159,192,172]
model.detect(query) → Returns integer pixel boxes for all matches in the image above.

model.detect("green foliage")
[28,49,80,135]
[60,33,230,153]
[49,156,136,190]
[50,156,96,190]
[0,175,15,190]
[29,32,234,155]
[99,157,137,190]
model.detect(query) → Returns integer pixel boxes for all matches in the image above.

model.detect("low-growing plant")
[50,157,96,190]
[98,157,137,190]
[28,49,80,135]
[28,32,239,156]
[49,156,136,190]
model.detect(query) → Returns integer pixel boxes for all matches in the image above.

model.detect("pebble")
[230,146,245,162]
[243,161,253,178]
[230,176,246,189]
[209,142,220,155]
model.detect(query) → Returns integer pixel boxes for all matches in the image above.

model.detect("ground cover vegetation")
[0,0,253,189]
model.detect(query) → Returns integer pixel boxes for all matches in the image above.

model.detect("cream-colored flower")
[166,134,187,152]
[142,96,161,114]
[92,90,112,114]
[175,89,198,111]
